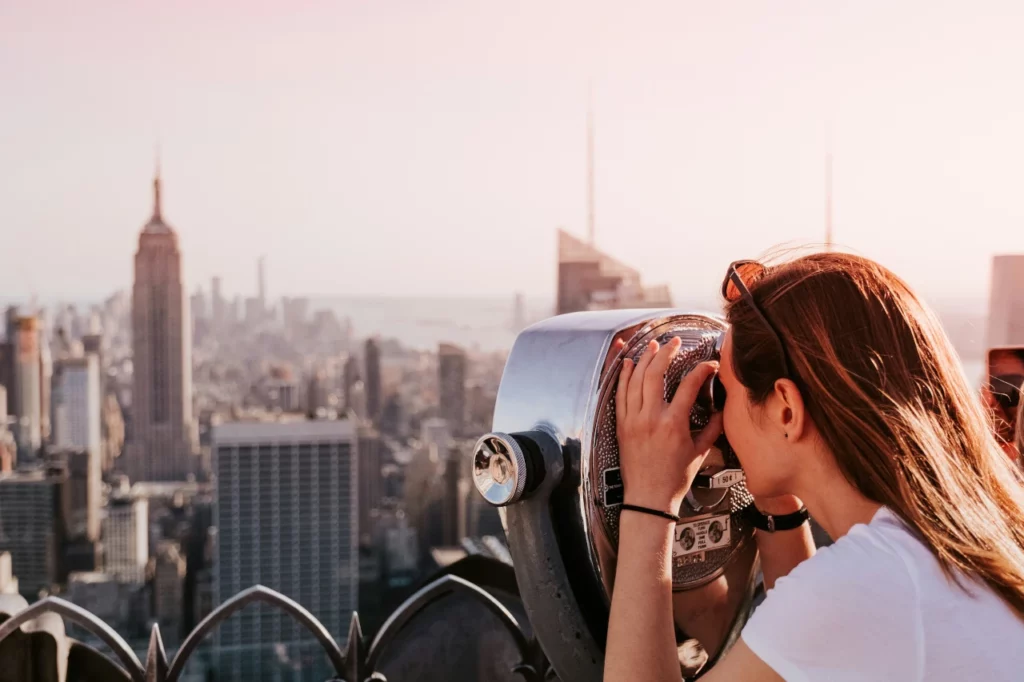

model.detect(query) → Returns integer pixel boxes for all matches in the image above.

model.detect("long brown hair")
[1016,384,1024,466]
[726,251,1024,617]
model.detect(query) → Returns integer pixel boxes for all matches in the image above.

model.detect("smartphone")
[984,346,1024,452]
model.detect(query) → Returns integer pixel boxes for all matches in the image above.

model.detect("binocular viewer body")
[473,309,759,680]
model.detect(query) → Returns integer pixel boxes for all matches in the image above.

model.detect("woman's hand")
[616,337,724,513]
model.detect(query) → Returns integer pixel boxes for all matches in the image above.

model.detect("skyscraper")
[441,449,466,546]
[38,318,52,444]
[556,229,673,315]
[257,255,267,313]
[0,468,68,598]
[104,496,149,583]
[0,310,14,430]
[211,276,225,332]
[125,169,194,481]
[190,288,208,323]
[987,254,1024,347]
[438,343,467,436]
[512,292,526,331]
[13,315,41,461]
[343,355,360,414]
[357,424,383,544]
[81,334,103,379]
[52,354,102,456]
[364,338,382,422]
[212,419,358,681]
[554,103,673,316]
[153,540,186,637]
[60,448,101,543]
[0,386,12,473]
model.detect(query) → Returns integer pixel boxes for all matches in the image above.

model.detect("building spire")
[824,149,833,252]
[586,85,596,246]
[824,120,833,252]
[153,146,162,220]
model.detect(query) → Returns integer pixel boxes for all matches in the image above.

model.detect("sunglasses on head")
[989,373,1024,411]
[721,260,791,377]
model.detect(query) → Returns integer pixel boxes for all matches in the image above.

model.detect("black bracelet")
[740,504,809,532]
[620,504,680,523]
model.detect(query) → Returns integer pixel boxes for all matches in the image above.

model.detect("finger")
[668,361,719,422]
[627,340,659,413]
[616,358,634,418]
[693,412,724,455]
[604,338,627,376]
[642,337,682,410]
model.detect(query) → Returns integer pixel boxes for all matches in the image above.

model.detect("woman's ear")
[772,378,806,440]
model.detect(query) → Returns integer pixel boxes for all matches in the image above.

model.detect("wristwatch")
[740,503,810,533]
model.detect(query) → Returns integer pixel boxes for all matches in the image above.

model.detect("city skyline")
[4,2,1024,303]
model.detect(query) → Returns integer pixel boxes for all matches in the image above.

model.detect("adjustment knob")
[472,432,529,506]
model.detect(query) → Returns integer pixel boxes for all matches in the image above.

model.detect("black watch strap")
[741,504,810,532]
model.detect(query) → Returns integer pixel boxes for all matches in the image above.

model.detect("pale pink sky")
[2,0,1023,302]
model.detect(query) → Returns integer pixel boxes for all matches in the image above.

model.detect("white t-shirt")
[742,507,1024,681]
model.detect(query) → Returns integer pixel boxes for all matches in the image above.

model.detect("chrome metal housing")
[485,309,759,681]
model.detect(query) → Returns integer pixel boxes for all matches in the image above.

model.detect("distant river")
[311,296,989,388]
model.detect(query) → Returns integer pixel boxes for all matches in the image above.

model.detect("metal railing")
[0,572,553,682]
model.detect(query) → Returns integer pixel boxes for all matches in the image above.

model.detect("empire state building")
[126,170,195,481]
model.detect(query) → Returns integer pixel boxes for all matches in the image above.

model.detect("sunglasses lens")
[724,261,765,302]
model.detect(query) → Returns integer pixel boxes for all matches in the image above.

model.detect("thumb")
[669,361,719,422]
[692,412,724,455]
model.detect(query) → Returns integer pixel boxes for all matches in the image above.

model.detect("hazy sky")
[2,1,1024,303]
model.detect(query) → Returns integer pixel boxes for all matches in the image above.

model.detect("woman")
[605,252,1024,681]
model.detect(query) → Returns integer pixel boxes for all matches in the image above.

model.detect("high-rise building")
[0,317,13,437]
[104,496,149,583]
[0,551,18,595]
[305,368,330,417]
[12,316,42,461]
[438,343,467,436]
[420,417,452,453]
[257,256,267,312]
[100,394,125,473]
[212,419,358,682]
[38,319,52,444]
[281,297,309,339]
[81,334,103,378]
[153,540,186,637]
[211,276,225,331]
[357,425,383,545]
[190,288,208,323]
[343,355,360,413]
[440,449,466,546]
[0,386,12,473]
[244,297,263,327]
[556,229,673,315]
[52,355,102,456]
[987,254,1024,347]
[50,448,101,543]
[512,292,526,331]
[349,381,368,421]
[125,169,194,482]
[364,338,382,422]
[0,468,68,598]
